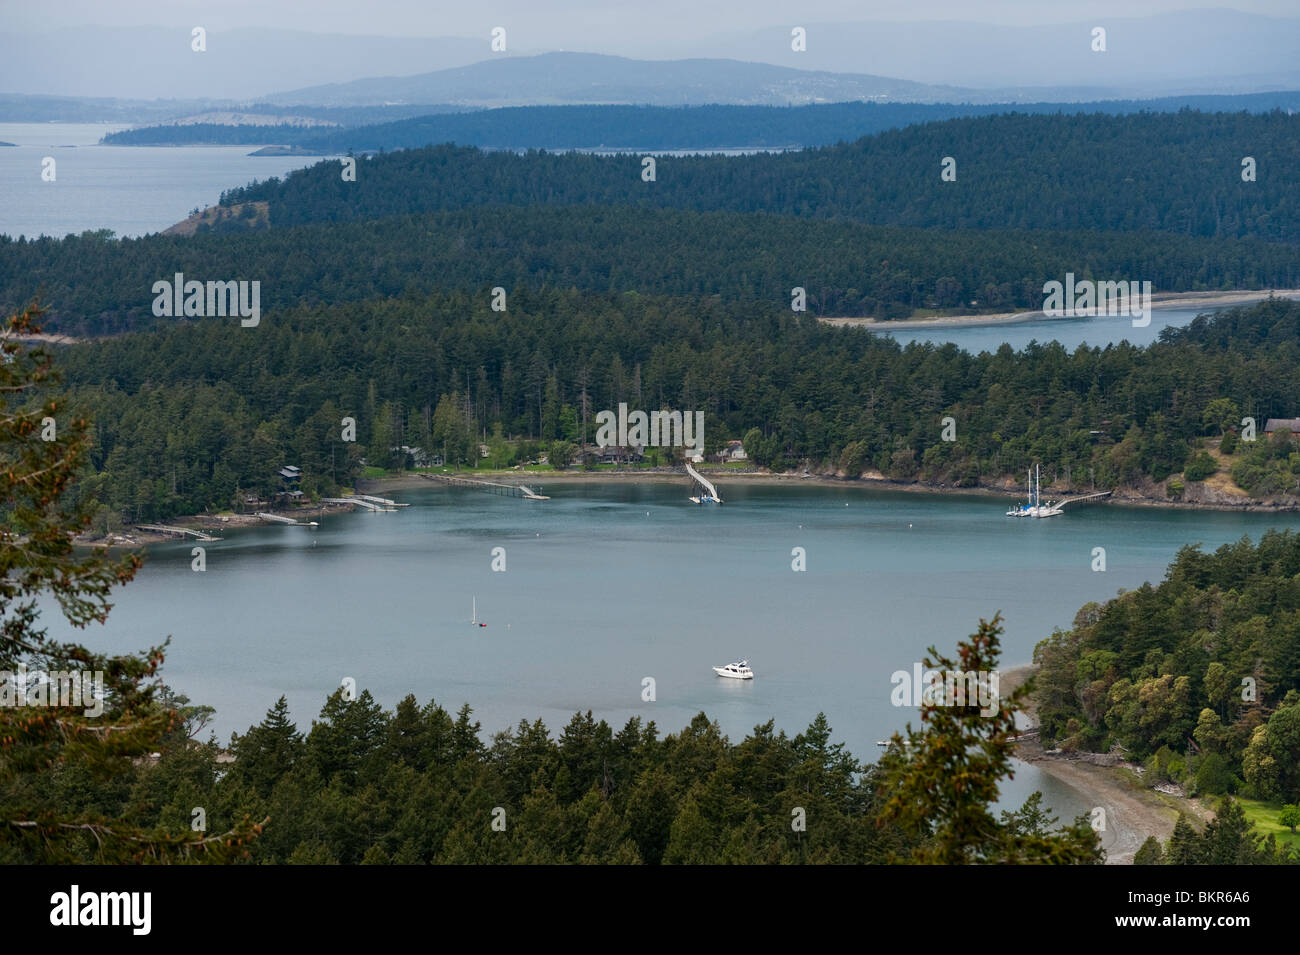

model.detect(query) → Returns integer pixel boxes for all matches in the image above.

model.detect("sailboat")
[1030,464,1063,518]
[471,596,486,627]
[1007,464,1062,517]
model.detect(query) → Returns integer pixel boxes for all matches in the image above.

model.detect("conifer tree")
[0,304,262,862]
[879,614,1103,864]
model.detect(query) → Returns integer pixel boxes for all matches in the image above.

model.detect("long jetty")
[136,524,222,542]
[418,473,549,500]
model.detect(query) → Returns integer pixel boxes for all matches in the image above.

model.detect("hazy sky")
[7,1,1295,37]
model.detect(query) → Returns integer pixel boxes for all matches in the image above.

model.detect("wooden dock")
[418,473,549,500]
[136,524,222,542]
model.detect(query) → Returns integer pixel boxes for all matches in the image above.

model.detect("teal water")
[0,123,326,239]
[41,481,1300,822]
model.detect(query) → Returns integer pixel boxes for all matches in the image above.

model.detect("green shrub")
[1183,451,1217,482]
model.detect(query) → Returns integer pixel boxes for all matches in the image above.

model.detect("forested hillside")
[1034,530,1300,806]
[218,112,1300,239]
[5,208,1296,336]
[98,94,1300,151]
[47,294,1300,524]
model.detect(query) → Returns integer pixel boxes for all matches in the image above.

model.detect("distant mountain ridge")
[262,52,979,107]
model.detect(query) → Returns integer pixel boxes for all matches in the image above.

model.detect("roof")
[1264,418,1300,433]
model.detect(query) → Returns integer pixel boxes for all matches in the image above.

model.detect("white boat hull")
[713,666,753,680]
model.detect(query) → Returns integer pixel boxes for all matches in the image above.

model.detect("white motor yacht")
[712,659,754,680]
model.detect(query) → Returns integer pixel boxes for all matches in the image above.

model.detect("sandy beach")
[1002,663,1211,864]
[820,289,1300,330]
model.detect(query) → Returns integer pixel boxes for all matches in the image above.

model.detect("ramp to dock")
[684,461,723,503]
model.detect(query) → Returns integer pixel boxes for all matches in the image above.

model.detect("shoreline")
[1006,663,1209,865]
[77,465,1298,548]
[820,289,1300,330]
[359,468,1298,512]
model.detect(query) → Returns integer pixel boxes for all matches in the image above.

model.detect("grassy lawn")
[1236,797,1300,849]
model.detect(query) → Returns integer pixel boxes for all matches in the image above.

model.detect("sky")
[4,3,1296,100]
[7,1,1296,36]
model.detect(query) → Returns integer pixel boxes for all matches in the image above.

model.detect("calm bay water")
[41,481,1300,820]
[0,123,324,239]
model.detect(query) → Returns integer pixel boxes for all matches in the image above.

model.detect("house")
[716,439,748,462]
[1264,418,1300,435]
[276,465,303,504]
[397,445,438,468]
[597,445,644,464]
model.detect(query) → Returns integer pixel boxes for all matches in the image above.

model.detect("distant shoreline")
[820,289,1300,330]
[74,460,1298,549]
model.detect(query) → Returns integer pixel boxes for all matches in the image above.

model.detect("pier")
[320,497,394,512]
[684,460,723,503]
[1056,491,1113,509]
[354,494,409,508]
[255,512,318,526]
[417,473,549,500]
[135,524,222,542]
